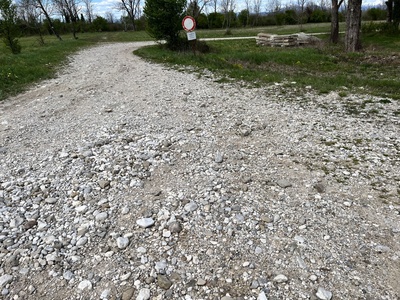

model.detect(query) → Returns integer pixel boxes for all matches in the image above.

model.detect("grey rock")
[78,280,92,291]
[121,287,135,300]
[117,237,129,249]
[136,218,155,228]
[0,275,12,288]
[45,197,57,204]
[314,183,326,193]
[273,274,288,283]
[184,201,198,212]
[157,274,172,290]
[316,287,332,300]
[276,179,292,188]
[95,212,108,222]
[215,151,224,163]
[197,278,206,286]
[257,291,268,300]
[137,288,151,300]
[168,221,183,233]
[98,180,110,189]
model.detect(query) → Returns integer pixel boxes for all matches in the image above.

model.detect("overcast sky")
[91,0,385,19]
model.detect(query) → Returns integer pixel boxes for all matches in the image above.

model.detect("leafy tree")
[208,12,224,28]
[196,13,208,28]
[363,7,386,20]
[143,0,187,49]
[238,9,250,26]
[92,15,109,31]
[0,0,21,54]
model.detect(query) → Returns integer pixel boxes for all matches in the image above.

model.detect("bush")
[362,21,399,34]
[0,0,22,54]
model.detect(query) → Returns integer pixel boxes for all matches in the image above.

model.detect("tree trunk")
[386,0,393,22]
[394,0,400,27]
[345,0,362,52]
[36,0,62,40]
[330,0,343,44]
[330,0,339,43]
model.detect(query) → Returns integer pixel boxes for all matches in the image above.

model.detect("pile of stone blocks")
[256,32,321,47]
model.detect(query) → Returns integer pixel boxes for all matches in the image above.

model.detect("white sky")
[92,0,385,19]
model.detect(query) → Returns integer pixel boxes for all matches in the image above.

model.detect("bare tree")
[345,0,362,52]
[35,0,62,40]
[297,0,307,30]
[18,0,46,43]
[116,0,140,30]
[221,0,236,28]
[330,0,344,43]
[105,11,114,23]
[266,0,281,12]
[54,0,80,38]
[210,0,218,13]
[244,0,251,25]
[253,0,262,25]
[186,0,210,19]
[82,0,93,23]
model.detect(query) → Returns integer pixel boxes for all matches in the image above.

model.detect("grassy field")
[1,25,400,100]
[136,31,400,99]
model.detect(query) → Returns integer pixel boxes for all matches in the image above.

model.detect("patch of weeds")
[361,99,374,109]
[324,141,336,146]
[320,166,329,175]
[379,98,392,104]
[338,91,348,97]
[354,138,363,145]
[352,158,360,165]
[214,77,231,83]
[345,104,361,115]
[368,109,379,114]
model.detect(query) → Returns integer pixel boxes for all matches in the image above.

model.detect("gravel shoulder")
[0,42,399,300]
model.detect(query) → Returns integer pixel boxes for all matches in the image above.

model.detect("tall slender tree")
[330,0,344,43]
[221,0,236,28]
[253,0,262,25]
[82,0,93,23]
[36,0,62,40]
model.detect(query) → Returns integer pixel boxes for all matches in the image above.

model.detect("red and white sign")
[182,16,196,32]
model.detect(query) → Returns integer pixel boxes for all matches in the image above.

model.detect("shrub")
[0,0,22,54]
[144,0,187,50]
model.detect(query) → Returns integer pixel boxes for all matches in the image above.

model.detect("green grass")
[0,31,152,100]
[196,22,337,38]
[135,32,400,99]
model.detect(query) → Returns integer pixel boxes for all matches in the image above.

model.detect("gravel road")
[0,42,399,300]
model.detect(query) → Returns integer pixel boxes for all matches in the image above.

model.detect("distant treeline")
[6,5,388,36]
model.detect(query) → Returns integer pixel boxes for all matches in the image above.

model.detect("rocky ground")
[0,42,399,300]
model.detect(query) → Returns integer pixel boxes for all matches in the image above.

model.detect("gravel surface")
[0,42,399,300]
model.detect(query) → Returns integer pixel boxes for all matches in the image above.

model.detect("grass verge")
[134,33,400,99]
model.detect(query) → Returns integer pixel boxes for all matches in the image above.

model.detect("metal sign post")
[182,16,197,55]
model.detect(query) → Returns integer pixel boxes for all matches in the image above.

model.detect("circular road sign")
[182,16,196,32]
